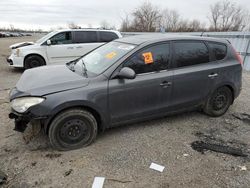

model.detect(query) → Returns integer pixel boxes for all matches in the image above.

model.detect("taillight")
[231,45,243,66]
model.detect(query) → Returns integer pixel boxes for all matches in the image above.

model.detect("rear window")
[208,42,227,60]
[99,31,119,42]
[74,31,98,43]
[173,41,210,68]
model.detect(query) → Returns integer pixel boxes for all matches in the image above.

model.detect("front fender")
[42,100,109,134]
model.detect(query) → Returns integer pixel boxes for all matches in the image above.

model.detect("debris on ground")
[191,141,248,157]
[92,177,105,188]
[238,166,247,171]
[232,113,250,124]
[106,178,132,184]
[183,154,189,157]
[0,170,7,185]
[45,153,62,159]
[64,169,73,177]
[149,162,165,172]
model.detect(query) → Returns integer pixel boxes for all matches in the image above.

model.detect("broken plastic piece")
[149,162,165,172]
[238,166,247,171]
[92,177,105,188]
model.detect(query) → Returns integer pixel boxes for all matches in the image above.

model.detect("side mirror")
[117,67,136,79]
[46,40,51,46]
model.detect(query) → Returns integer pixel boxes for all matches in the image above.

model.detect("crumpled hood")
[10,41,34,49]
[13,65,89,97]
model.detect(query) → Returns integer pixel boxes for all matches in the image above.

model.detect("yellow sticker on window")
[105,52,117,59]
[142,52,154,64]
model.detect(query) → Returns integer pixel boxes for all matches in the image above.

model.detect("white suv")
[7,29,122,69]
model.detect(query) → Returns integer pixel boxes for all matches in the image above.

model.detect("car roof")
[116,34,228,45]
[55,29,121,35]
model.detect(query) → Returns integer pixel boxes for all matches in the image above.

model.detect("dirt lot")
[0,36,250,188]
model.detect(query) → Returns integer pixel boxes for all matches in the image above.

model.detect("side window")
[50,32,72,45]
[124,43,171,74]
[208,42,227,60]
[174,41,209,68]
[74,31,98,43]
[99,31,119,42]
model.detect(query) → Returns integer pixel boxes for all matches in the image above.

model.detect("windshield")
[36,31,57,43]
[74,41,136,75]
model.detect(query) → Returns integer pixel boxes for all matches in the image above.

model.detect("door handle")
[160,81,172,88]
[208,73,218,78]
[76,46,83,49]
[67,47,74,49]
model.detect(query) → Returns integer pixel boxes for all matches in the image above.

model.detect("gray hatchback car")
[9,34,242,150]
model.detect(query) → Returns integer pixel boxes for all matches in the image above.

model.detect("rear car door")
[108,43,173,125]
[170,40,219,110]
[46,31,76,64]
[72,31,103,56]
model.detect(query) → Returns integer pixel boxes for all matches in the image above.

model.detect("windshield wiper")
[81,59,88,78]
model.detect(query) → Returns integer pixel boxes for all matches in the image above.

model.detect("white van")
[7,29,122,69]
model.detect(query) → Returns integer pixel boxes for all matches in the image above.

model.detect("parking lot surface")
[0,36,250,188]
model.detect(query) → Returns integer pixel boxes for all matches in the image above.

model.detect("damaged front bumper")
[9,111,47,133]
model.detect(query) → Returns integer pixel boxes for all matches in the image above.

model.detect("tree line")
[120,0,250,32]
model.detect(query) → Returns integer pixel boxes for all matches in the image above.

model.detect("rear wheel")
[48,108,98,151]
[203,87,233,117]
[24,55,45,69]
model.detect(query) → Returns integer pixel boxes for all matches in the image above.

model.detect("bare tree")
[208,0,248,31]
[100,20,116,30]
[120,14,132,32]
[131,1,162,32]
[161,9,180,32]
[100,20,110,29]
[68,22,81,29]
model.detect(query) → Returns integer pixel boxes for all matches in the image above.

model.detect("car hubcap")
[213,92,227,111]
[59,119,90,144]
[31,60,40,67]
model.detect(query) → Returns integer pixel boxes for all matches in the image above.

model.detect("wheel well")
[24,54,46,66]
[45,106,103,134]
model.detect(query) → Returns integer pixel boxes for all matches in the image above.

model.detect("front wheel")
[203,87,233,117]
[48,108,98,151]
[24,55,45,69]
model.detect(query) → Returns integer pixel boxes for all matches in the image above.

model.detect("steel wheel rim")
[59,119,91,145]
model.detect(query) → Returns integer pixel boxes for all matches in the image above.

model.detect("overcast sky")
[0,0,249,30]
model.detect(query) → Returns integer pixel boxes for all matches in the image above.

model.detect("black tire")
[48,108,98,151]
[204,86,233,117]
[24,55,45,69]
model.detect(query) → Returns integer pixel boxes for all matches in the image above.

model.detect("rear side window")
[50,32,72,45]
[208,42,227,60]
[99,31,119,42]
[74,31,98,43]
[174,41,209,68]
[124,43,171,74]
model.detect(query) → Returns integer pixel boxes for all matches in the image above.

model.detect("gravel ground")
[0,36,250,188]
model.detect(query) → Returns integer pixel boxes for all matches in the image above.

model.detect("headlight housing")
[13,48,20,57]
[11,97,45,113]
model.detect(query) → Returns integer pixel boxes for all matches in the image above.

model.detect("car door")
[169,40,219,110]
[108,43,173,125]
[46,31,77,64]
[72,31,103,56]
